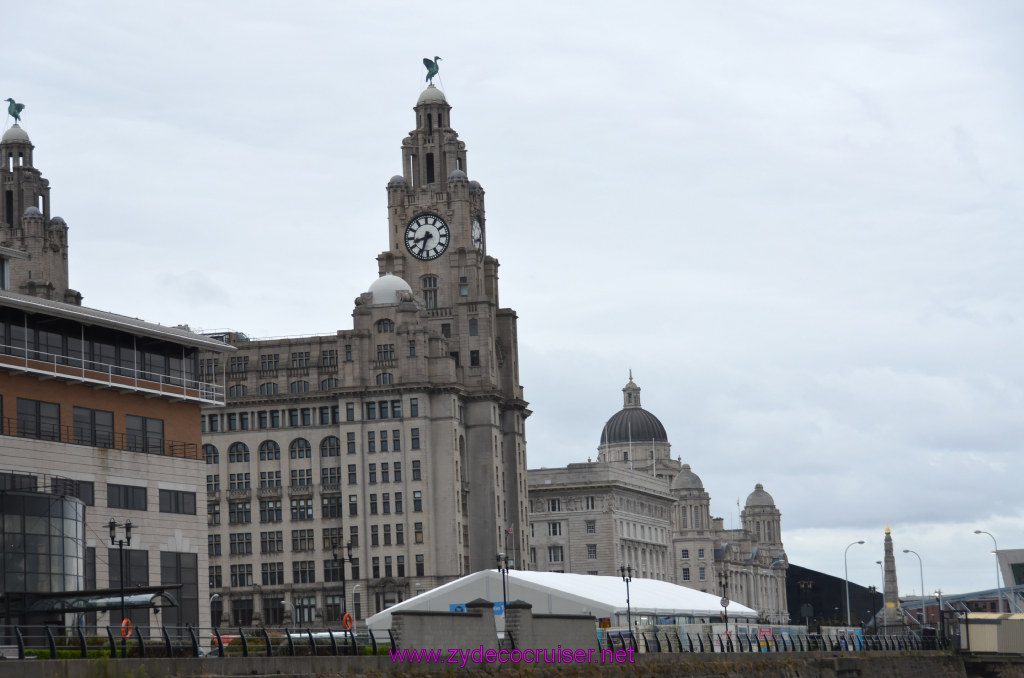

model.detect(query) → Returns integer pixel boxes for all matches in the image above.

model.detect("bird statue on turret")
[5,98,25,123]
[423,57,442,84]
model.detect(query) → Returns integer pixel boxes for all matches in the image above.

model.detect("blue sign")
[493,601,505,616]
[449,604,467,613]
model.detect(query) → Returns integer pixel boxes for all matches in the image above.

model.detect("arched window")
[320,436,341,457]
[290,438,311,459]
[289,381,310,393]
[228,442,249,462]
[203,444,219,464]
[376,319,395,333]
[228,384,248,397]
[376,373,394,385]
[422,277,437,309]
[258,440,280,461]
[320,378,338,390]
[259,382,279,395]
[469,318,478,336]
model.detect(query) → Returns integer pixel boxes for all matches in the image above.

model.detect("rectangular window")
[261,530,283,553]
[159,489,196,515]
[380,433,388,452]
[229,532,253,555]
[413,490,422,512]
[262,562,285,586]
[415,554,424,577]
[682,567,691,581]
[470,350,480,367]
[393,461,402,481]
[348,495,358,516]
[290,469,313,486]
[321,467,341,485]
[585,520,596,534]
[292,560,316,584]
[409,340,416,356]
[698,548,705,559]
[72,406,114,446]
[348,464,357,484]
[291,529,315,551]
[208,535,221,556]
[410,398,418,417]
[372,557,380,579]
[547,499,561,512]
[259,500,282,522]
[290,498,314,521]
[208,503,221,526]
[681,549,689,559]
[367,431,376,453]
[344,345,352,361]
[547,521,561,536]
[414,522,423,544]
[291,351,310,368]
[347,432,356,454]
[396,524,405,545]
[350,526,359,547]
[107,483,147,511]
[260,354,279,371]
[346,403,355,421]
[381,463,389,482]
[230,564,254,588]
[699,566,706,581]
[382,493,391,514]
[370,494,378,515]
[587,544,597,559]
[412,460,421,480]
[368,463,377,484]
[16,398,60,441]
[371,525,379,546]
[259,471,281,488]
[395,492,403,514]
[209,565,222,588]
[366,403,376,420]
[321,496,343,518]
[585,496,596,510]
[126,415,164,454]
[411,428,420,450]
[229,501,252,524]
[548,546,564,563]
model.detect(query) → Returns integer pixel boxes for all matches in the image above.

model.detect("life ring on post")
[342,613,353,631]
[121,618,133,638]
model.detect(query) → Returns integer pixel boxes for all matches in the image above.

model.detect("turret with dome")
[597,373,680,482]
[1,121,82,304]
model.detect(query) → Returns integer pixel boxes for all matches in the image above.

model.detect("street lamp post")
[844,540,865,627]
[902,549,926,626]
[332,540,353,623]
[496,553,510,612]
[718,570,731,636]
[620,565,633,630]
[108,519,133,657]
[974,530,1003,613]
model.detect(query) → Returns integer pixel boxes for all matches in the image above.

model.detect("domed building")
[529,375,789,623]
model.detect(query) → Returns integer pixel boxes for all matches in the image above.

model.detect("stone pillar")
[504,601,533,648]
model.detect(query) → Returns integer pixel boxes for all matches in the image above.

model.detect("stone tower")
[0,124,82,304]
[376,84,529,571]
[881,526,905,630]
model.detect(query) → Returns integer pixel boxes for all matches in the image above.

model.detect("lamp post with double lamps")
[108,520,133,656]
[620,565,633,630]
[844,540,864,627]
[974,530,1003,612]
[902,549,926,626]
[718,569,731,635]
[332,540,353,624]
[496,553,510,612]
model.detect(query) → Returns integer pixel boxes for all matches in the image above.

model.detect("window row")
[13,399,166,455]
[203,429,421,465]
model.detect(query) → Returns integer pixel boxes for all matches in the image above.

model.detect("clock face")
[405,214,450,261]
[471,219,483,250]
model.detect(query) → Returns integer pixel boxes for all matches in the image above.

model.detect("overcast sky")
[5,1,1022,601]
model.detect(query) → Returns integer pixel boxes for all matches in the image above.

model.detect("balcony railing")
[0,468,84,498]
[0,417,199,459]
[0,343,224,405]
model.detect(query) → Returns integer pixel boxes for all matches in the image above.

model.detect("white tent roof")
[367,569,757,630]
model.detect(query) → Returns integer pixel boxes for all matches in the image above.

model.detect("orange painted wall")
[0,371,202,455]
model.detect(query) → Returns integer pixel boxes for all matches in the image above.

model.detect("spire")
[882,527,905,630]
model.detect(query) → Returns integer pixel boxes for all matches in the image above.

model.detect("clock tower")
[377,84,529,573]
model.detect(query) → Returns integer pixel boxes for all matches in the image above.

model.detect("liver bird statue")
[5,98,25,123]
[423,56,442,84]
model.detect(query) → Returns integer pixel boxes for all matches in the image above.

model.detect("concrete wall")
[0,651,983,678]
[392,599,497,651]
[504,601,597,650]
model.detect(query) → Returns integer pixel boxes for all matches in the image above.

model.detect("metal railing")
[0,344,224,405]
[0,418,199,459]
[0,624,394,660]
[596,628,943,654]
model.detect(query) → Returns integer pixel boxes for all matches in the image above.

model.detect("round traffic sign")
[720,597,730,608]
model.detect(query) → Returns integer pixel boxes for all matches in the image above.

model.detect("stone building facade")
[528,376,789,623]
[199,84,528,627]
